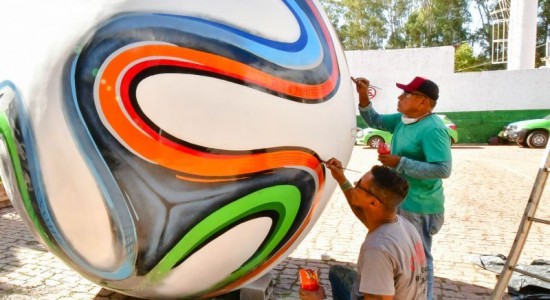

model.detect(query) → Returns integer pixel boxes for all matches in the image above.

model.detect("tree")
[338,0,388,49]
[470,0,494,58]
[454,43,484,72]
[386,0,413,48]
[319,0,471,49]
[404,0,471,47]
[320,0,348,43]
[318,0,550,72]
[537,0,550,67]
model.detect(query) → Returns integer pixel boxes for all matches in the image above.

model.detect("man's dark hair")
[370,165,409,210]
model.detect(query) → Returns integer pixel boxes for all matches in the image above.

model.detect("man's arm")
[395,160,452,179]
[342,183,369,227]
[353,77,387,131]
[353,77,371,108]
[358,104,388,131]
[380,125,452,178]
[324,158,368,226]
[379,155,452,179]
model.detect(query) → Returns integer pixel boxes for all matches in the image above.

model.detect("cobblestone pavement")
[1,145,549,299]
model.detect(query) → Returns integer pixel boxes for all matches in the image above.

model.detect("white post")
[507,0,538,70]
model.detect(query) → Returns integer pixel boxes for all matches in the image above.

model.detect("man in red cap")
[353,76,452,300]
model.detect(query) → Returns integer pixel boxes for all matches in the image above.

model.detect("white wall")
[345,46,550,114]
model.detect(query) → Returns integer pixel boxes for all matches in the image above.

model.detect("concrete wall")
[346,46,550,142]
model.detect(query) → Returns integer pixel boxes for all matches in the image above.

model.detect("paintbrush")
[321,160,362,173]
[350,76,382,90]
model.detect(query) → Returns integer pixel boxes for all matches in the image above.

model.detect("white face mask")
[401,113,431,125]
[401,115,418,124]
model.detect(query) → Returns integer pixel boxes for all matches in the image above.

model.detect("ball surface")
[0,0,355,298]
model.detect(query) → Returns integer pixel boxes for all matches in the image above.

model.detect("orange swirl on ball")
[97,44,329,182]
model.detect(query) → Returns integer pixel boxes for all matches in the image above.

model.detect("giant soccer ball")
[0,0,355,298]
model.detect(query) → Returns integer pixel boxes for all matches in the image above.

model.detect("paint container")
[377,142,390,155]
[298,268,319,291]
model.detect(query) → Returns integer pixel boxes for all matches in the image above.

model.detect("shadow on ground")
[1,205,509,300]
[450,145,486,149]
[0,206,48,296]
[0,207,25,264]
[95,288,241,300]
[270,257,504,300]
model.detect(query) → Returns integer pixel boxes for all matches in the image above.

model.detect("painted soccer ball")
[0,0,355,298]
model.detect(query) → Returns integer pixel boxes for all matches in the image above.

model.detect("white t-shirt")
[351,215,427,299]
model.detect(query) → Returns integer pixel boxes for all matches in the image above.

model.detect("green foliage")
[400,0,471,47]
[454,44,477,71]
[338,0,389,49]
[470,0,493,58]
[536,0,550,68]
[320,0,470,49]
[318,0,549,72]
[453,43,502,72]
[385,0,411,49]
[321,0,348,42]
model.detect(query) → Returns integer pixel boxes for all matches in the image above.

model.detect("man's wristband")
[339,181,353,192]
[358,102,371,109]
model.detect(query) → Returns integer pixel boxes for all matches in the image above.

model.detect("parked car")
[502,115,550,148]
[356,114,459,148]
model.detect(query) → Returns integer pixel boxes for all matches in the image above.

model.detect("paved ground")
[1,145,549,299]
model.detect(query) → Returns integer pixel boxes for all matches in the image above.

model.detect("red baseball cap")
[396,76,439,101]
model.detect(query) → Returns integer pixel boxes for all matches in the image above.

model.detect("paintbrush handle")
[321,161,361,173]
[350,77,382,90]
